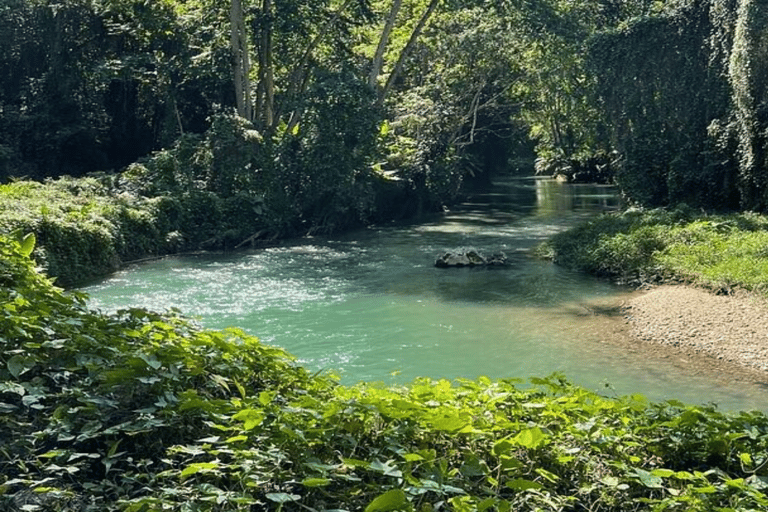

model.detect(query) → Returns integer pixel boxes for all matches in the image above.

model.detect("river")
[82,177,768,411]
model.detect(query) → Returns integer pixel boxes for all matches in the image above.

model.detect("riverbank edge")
[539,206,768,384]
[0,173,456,288]
[606,284,768,386]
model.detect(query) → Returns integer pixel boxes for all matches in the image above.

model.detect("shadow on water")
[82,177,768,411]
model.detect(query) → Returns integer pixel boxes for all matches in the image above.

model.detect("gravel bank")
[621,285,768,381]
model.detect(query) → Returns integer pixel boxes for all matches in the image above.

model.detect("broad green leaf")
[493,438,514,456]
[505,479,544,491]
[429,414,467,432]
[370,460,402,478]
[364,489,408,512]
[513,427,548,449]
[651,469,675,478]
[180,462,219,479]
[258,390,275,406]
[634,468,663,489]
[499,456,523,471]
[7,355,33,378]
[232,408,264,430]
[342,458,371,469]
[138,352,162,370]
[19,232,36,257]
[266,493,300,504]
[477,497,496,512]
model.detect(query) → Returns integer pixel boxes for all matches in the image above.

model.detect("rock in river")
[435,249,508,268]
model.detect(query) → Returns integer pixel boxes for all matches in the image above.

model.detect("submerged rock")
[435,249,508,268]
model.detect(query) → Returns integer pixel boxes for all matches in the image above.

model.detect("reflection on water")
[82,177,768,411]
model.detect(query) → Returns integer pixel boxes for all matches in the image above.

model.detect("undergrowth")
[539,205,768,294]
[2,232,768,511]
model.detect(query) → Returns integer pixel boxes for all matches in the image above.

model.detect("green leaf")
[535,468,559,483]
[370,460,403,478]
[7,355,33,378]
[301,477,331,487]
[364,489,408,512]
[258,390,275,406]
[232,408,264,430]
[266,493,300,504]
[342,458,370,469]
[505,479,544,491]
[15,232,36,257]
[379,120,390,137]
[429,414,468,432]
[634,468,664,489]
[513,427,548,449]
[180,461,219,479]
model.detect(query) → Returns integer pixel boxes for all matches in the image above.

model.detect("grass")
[539,206,768,294]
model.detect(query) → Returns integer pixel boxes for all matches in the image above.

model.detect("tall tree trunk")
[376,0,440,107]
[257,0,275,129]
[368,0,402,90]
[230,0,252,120]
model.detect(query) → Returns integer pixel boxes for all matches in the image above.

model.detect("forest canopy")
[1,0,768,221]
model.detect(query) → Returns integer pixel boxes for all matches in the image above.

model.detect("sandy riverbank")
[595,285,768,388]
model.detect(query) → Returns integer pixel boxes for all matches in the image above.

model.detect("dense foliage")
[2,233,768,511]
[0,170,273,287]
[539,206,768,294]
[586,0,768,211]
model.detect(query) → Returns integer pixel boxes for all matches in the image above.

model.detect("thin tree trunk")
[377,0,440,107]
[230,0,252,120]
[368,0,402,90]
[258,0,275,128]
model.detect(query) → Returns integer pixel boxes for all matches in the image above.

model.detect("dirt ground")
[589,285,768,387]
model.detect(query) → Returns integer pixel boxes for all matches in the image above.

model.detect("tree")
[231,0,253,120]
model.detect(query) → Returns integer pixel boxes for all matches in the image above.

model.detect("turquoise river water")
[83,177,768,411]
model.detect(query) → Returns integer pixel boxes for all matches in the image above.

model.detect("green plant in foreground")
[2,232,768,511]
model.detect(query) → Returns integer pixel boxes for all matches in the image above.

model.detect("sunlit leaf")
[301,477,331,487]
[505,479,544,491]
[231,408,264,430]
[364,489,408,512]
[513,427,548,449]
[180,462,219,479]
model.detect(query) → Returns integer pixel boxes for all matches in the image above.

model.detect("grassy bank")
[2,232,768,510]
[538,206,768,294]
